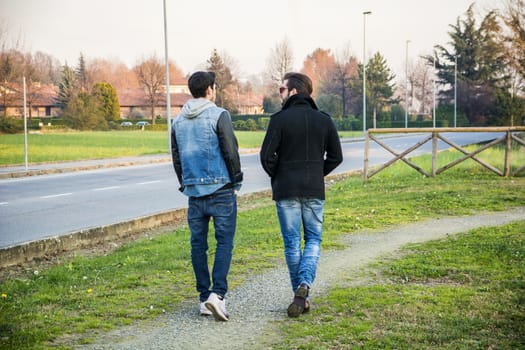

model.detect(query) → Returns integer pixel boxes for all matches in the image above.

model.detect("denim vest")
[173,104,231,196]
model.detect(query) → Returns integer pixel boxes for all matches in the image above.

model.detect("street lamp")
[405,40,410,128]
[454,54,458,128]
[362,11,372,134]
[432,56,436,128]
[163,0,171,152]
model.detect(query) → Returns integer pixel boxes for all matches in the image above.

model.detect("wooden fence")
[363,127,525,181]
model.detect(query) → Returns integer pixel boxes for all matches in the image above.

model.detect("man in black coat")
[260,72,343,317]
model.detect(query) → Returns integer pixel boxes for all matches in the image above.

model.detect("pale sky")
[1,0,501,82]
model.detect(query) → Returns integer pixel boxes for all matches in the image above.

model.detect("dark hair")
[188,71,216,98]
[284,72,313,96]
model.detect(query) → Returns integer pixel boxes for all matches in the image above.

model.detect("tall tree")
[500,0,525,125]
[88,58,139,91]
[207,49,236,111]
[76,53,89,93]
[431,5,506,125]
[365,52,396,128]
[0,24,25,118]
[264,38,294,89]
[55,64,76,110]
[318,49,359,118]
[133,55,164,124]
[300,48,336,97]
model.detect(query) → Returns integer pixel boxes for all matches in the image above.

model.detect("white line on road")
[93,186,121,191]
[0,202,8,206]
[136,180,162,185]
[40,192,73,199]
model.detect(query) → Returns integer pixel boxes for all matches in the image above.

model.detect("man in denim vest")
[171,71,243,321]
[260,72,343,317]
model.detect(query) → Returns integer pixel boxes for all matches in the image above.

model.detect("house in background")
[1,80,264,120]
[117,88,192,119]
[0,84,60,118]
[234,93,264,114]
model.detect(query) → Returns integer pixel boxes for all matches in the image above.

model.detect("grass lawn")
[0,130,361,166]
[0,147,523,349]
[274,220,524,349]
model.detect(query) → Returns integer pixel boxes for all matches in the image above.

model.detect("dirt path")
[76,207,525,350]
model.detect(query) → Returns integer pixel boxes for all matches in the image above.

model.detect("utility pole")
[362,11,371,134]
[163,0,171,152]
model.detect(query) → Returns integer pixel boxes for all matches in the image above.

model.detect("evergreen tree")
[92,82,120,122]
[63,92,107,130]
[366,52,397,128]
[207,49,235,110]
[55,64,76,109]
[431,5,506,125]
[76,53,89,93]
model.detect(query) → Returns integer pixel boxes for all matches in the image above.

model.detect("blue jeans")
[276,197,324,292]
[188,188,237,302]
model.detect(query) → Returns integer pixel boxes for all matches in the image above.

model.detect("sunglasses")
[279,86,288,93]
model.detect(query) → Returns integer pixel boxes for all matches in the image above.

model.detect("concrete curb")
[0,208,187,268]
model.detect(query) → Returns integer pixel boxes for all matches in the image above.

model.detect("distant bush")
[0,117,23,133]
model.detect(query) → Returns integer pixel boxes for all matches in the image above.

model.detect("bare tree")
[323,46,359,117]
[501,0,525,96]
[301,48,337,98]
[397,57,434,116]
[133,55,165,124]
[88,58,139,91]
[264,38,294,89]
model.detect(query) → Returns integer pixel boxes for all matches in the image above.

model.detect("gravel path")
[76,207,525,350]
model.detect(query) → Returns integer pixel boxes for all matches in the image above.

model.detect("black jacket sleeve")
[217,111,243,184]
[259,116,280,178]
[170,127,184,191]
[323,119,343,176]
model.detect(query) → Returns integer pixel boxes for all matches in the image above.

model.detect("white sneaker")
[204,292,229,321]
[199,302,212,316]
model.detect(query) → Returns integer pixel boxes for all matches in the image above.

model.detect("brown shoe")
[287,284,309,317]
[303,300,310,314]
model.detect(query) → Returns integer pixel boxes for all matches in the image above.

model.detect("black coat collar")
[282,94,319,111]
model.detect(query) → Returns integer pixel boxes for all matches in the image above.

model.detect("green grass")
[0,149,524,349]
[0,131,169,165]
[0,131,267,166]
[273,221,525,349]
[0,130,361,166]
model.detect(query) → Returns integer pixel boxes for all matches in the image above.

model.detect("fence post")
[505,130,511,177]
[432,131,438,177]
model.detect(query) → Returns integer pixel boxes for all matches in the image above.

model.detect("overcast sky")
[2,0,501,82]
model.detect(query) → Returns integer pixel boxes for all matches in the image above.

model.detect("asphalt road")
[0,132,503,248]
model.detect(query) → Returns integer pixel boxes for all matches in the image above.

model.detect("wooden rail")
[363,127,525,181]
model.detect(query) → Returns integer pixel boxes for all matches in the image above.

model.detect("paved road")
[0,132,504,248]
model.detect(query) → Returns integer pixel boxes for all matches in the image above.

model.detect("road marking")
[136,180,161,185]
[93,186,120,191]
[40,192,73,199]
[0,202,8,206]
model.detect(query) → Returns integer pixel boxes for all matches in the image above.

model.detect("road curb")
[0,208,187,268]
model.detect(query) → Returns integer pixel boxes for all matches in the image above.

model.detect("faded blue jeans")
[276,197,324,292]
[188,188,237,302]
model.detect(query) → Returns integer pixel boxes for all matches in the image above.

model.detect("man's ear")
[206,85,214,98]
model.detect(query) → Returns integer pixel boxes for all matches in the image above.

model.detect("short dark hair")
[188,71,216,98]
[284,72,313,96]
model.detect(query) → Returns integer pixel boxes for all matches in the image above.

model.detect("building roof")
[117,88,191,107]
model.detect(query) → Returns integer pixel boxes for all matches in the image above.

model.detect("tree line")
[1,1,524,132]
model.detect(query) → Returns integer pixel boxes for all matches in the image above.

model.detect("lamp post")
[432,56,436,128]
[454,54,457,128]
[163,0,171,152]
[362,11,371,135]
[405,40,410,128]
